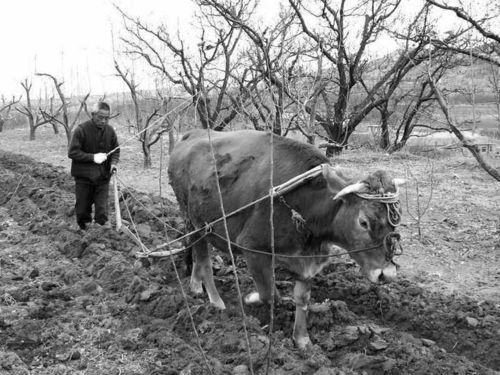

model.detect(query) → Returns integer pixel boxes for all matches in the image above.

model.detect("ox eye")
[359,218,369,230]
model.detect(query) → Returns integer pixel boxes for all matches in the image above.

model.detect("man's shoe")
[78,223,89,231]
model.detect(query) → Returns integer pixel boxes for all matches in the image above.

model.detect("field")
[1,126,500,374]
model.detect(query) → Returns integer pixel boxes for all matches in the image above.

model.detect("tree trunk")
[65,127,72,144]
[380,118,390,150]
[387,141,405,154]
[273,88,283,136]
[196,100,210,129]
[29,126,36,141]
[322,120,349,156]
[430,79,500,182]
[496,96,500,134]
[389,127,414,153]
[306,134,315,145]
[142,141,152,169]
[273,115,282,135]
[52,123,59,134]
[0,119,4,132]
[168,129,176,155]
[325,145,343,157]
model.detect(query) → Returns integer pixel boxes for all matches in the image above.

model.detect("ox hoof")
[294,336,312,350]
[190,279,204,295]
[244,292,262,305]
[367,264,397,284]
[210,299,226,310]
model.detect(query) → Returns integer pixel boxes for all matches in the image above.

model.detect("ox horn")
[392,178,406,187]
[333,181,368,200]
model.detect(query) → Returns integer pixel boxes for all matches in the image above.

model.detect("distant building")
[406,130,500,155]
[476,143,494,153]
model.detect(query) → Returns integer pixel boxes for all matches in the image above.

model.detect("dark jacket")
[68,120,120,184]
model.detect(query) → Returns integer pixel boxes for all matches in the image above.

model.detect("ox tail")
[184,245,193,277]
[180,219,195,277]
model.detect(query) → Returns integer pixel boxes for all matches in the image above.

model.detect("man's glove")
[93,153,107,164]
[110,164,118,174]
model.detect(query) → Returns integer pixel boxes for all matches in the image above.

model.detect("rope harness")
[209,231,402,261]
[275,191,403,262]
[125,164,403,261]
[384,232,403,262]
[356,191,402,227]
[354,191,403,262]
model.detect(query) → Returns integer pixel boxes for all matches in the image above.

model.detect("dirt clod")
[1,150,500,374]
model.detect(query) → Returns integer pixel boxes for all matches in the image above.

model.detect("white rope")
[355,190,400,203]
[152,164,329,252]
[271,164,324,196]
[355,190,402,227]
[124,162,402,257]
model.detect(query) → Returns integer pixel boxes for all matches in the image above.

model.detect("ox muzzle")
[367,232,402,284]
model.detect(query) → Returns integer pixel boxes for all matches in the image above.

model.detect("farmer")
[68,101,120,230]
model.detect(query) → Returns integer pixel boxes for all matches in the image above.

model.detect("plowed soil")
[1,129,500,374]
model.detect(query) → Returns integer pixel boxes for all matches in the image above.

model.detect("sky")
[0,0,197,98]
[0,0,465,100]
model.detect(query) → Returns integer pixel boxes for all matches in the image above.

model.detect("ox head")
[322,165,405,284]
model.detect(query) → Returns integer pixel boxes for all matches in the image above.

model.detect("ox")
[168,129,404,348]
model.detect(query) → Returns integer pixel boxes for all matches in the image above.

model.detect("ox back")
[168,129,402,348]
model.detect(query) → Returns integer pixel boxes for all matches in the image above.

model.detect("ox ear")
[322,165,355,199]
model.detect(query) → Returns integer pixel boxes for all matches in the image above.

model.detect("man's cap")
[90,101,111,113]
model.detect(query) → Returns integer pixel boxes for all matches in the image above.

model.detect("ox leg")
[190,238,226,310]
[293,278,312,349]
[244,255,281,305]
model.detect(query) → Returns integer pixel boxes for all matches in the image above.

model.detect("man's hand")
[110,164,118,174]
[93,153,107,164]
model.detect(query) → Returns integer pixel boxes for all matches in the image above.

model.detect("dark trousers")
[75,181,110,229]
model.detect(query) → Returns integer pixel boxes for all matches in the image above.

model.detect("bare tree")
[289,0,443,154]
[157,93,189,155]
[36,73,90,144]
[226,66,270,130]
[0,96,20,132]
[207,1,330,138]
[383,79,438,152]
[117,3,249,131]
[487,63,500,133]
[405,157,435,240]
[115,60,180,168]
[429,71,500,181]
[375,54,462,152]
[291,51,328,144]
[419,0,500,181]
[426,0,500,66]
[16,79,52,140]
[221,6,313,136]
[204,0,447,155]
